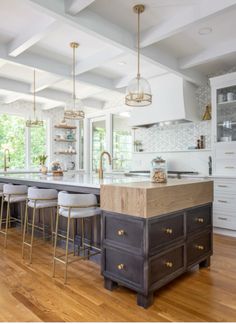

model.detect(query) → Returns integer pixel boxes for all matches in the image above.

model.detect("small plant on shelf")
[37,154,48,174]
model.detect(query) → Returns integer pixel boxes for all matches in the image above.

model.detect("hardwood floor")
[0,229,236,322]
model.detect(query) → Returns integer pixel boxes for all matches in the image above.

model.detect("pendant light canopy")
[26,69,44,127]
[64,42,85,120]
[125,4,152,107]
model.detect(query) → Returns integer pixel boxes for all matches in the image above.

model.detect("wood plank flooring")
[0,229,235,322]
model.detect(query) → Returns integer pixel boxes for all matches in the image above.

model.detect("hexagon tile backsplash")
[134,121,211,152]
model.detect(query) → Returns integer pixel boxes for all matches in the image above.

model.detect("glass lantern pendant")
[125,4,152,107]
[64,42,85,120]
[26,69,44,127]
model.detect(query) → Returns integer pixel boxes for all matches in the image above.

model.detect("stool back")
[58,191,97,208]
[3,184,28,195]
[28,187,58,200]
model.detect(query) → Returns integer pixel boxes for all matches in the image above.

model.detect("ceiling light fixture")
[26,69,44,128]
[125,4,152,107]
[198,27,212,35]
[64,42,85,120]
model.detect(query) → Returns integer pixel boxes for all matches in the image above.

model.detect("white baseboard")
[213,227,236,238]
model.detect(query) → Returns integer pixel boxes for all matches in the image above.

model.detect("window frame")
[0,111,50,171]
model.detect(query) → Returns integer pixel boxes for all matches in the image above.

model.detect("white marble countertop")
[0,172,150,189]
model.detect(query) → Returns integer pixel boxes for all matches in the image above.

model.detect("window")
[30,124,47,168]
[0,114,47,170]
[91,119,106,171]
[112,115,132,171]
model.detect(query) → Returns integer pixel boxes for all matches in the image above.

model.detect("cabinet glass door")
[217,85,236,142]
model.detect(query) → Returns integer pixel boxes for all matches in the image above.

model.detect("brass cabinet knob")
[165,228,173,234]
[117,263,125,270]
[196,244,204,251]
[196,217,204,223]
[117,229,125,236]
[165,261,173,268]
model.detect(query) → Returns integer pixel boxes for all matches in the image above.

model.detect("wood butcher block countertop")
[101,178,213,218]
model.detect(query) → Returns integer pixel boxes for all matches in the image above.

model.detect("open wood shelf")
[54,125,77,130]
[54,139,76,142]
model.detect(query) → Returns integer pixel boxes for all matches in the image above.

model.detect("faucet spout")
[98,151,112,179]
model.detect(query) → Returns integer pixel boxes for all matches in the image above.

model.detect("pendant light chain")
[33,69,36,119]
[137,7,140,79]
[73,43,76,106]
[125,4,152,107]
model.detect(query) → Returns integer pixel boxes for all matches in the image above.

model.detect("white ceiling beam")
[22,0,206,85]
[180,38,236,69]
[3,94,24,104]
[75,48,123,75]
[64,0,95,15]
[0,76,106,110]
[140,0,236,48]
[0,44,119,93]
[31,75,63,92]
[8,20,58,57]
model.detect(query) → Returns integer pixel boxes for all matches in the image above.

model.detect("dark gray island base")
[102,204,212,308]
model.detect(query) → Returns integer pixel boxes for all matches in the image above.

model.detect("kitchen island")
[0,173,213,308]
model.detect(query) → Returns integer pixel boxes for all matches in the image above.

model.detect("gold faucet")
[98,151,112,179]
[3,148,10,172]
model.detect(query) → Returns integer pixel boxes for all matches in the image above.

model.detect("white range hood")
[129,74,200,127]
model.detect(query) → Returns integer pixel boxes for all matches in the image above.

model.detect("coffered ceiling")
[0,0,235,113]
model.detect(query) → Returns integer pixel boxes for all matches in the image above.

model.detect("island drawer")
[149,212,184,253]
[103,247,143,287]
[103,212,144,250]
[186,205,212,234]
[149,245,185,284]
[187,231,212,266]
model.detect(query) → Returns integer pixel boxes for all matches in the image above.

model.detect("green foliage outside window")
[0,114,47,170]
[0,114,25,169]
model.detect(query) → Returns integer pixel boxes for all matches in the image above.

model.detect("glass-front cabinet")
[210,72,236,176]
[216,85,236,142]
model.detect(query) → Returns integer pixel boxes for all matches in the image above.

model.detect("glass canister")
[150,157,167,183]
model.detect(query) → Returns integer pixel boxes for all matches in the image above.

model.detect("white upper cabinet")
[129,74,200,127]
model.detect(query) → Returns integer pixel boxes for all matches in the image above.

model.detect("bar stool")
[53,191,101,284]
[22,187,58,263]
[0,184,28,248]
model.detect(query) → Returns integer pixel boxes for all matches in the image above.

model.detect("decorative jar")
[150,157,167,183]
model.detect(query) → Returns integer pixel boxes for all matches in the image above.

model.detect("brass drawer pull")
[225,166,235,169]
[117,263,125,270]
[218,217,227,221]
[196,245,204,251]
[165,228,173,234]
[217,185,228,188]
[165,261,173,268]
[218,200,228,203]
[225,152,235,155]
[117,229,125,236]
[196,217,204,223]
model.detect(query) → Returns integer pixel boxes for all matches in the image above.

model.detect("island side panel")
[101,180,214,218]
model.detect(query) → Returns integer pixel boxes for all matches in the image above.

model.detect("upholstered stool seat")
[22,187,58,263]
[53,191,101,283]
[0,184,28,248]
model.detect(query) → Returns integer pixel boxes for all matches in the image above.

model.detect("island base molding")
[102,203,213,308]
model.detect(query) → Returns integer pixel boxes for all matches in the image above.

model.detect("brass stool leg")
[29,203,36,264]
[52,206,59,278]
[4,199,10,248]
[64,210,71,284]
[42,209,45,241]
[81,218,85,257]
[0,195,4,230]
[72,218,76,256]
[20,202,23,231]
[50,208,54,245]
[22,202,28,258]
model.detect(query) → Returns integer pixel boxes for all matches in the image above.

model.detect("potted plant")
[38,154,48,174]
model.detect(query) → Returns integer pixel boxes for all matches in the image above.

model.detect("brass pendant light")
[26,69,44,127]
[64,42,85,120]
[125,4,152,107]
